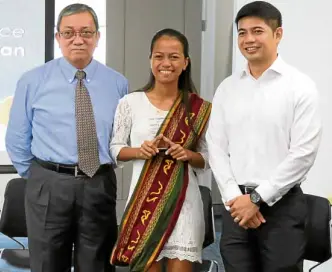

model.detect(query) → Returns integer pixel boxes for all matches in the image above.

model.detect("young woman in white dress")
[110,28,211,272]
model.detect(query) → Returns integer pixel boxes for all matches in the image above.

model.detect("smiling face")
[237,16,282,66]
[150,35,188,86]
[55,11,100,69]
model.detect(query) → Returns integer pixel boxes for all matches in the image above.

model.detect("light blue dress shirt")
[6,57,128,178]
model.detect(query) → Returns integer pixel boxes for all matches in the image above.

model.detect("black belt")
[35,158,111,177]
[239,184,301,195]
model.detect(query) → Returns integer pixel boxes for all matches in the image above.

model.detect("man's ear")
[55,32,61,47]
[275,27,283,41]
[55,32,60,42]
[96,31,101,47]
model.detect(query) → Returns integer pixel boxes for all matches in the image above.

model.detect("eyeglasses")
[59,30,96,39]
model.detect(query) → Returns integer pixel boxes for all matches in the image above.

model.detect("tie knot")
[75,70,86,80]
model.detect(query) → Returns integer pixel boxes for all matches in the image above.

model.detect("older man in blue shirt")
[5,4,127,272]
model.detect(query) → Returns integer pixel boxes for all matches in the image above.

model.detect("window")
[54,0,106,63]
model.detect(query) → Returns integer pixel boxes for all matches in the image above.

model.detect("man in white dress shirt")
[207,1,322,271]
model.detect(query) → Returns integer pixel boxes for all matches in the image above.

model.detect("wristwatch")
[250,190,262,206]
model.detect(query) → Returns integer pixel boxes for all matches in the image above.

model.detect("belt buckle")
[74,166,85,178]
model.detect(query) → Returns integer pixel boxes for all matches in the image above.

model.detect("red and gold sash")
[110,93,211,271]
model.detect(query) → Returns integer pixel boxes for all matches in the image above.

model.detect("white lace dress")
[110,92,209,263]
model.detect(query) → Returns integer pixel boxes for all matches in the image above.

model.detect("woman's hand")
[162,136,193,161]
[137,134,163,159]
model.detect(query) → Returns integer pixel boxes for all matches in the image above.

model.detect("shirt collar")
[240,55,287,78]
[59,57,98,83]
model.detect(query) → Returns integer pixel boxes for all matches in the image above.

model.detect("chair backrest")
[199,185,215,248]
[304,193,332,263]
[0,178,27,238]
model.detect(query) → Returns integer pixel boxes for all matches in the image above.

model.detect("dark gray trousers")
[220,187,307,272]
[25,161,118,272]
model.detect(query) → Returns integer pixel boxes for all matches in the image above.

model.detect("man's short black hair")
[235,1,282,31]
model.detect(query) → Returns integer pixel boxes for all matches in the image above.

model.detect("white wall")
[233,0,332,270]
[200,0,234,101]
[200,0,234,200]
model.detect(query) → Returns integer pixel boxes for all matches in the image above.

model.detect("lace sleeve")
[110,97,132,166]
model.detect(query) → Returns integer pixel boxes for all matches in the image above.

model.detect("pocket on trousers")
[102,170,117,204]
[26,174,49,207]
[286,193,307,228]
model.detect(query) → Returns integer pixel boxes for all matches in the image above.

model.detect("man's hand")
[226,195,261,227]
[245,211,266,229]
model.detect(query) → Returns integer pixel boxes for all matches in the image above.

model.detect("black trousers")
[220,187,307,272]
[25,161,118,272]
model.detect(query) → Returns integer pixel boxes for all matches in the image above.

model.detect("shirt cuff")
[255,182,281,206]
[222,183,243,203]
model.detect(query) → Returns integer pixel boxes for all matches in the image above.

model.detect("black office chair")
[0,178,30,268]
[304,194,332,271]
[0,178,77,270]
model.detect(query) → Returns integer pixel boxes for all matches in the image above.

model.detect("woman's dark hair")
[140,28,198,135]
[141,28,197,94]
[235,1,282,31]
